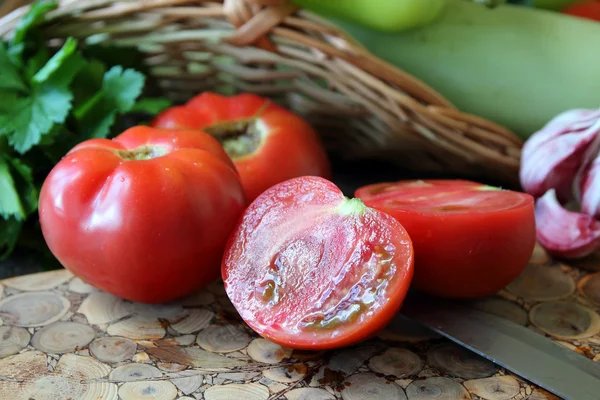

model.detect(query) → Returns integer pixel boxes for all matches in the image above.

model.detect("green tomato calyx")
[338,197,367,216]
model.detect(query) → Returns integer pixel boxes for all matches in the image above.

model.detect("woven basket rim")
[0,0,524,185]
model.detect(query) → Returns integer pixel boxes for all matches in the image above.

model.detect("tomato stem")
[477,185,502,191]
[338,197,367,216]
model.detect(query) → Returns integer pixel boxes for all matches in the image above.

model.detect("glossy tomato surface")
[563,1,600,21]
[355,180,536,299]
[39,126,247,303]
[222,176,414,350]
[151,92,331,201]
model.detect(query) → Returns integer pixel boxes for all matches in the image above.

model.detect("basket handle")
[224,0,298,52]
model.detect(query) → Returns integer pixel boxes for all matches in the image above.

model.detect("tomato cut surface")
[355,180,536,299]
[222,176,414,350]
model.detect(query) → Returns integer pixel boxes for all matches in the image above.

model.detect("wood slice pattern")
[89,336,137,363]
[427,342,498,379]
[463,376,520,400]
[406,377,470,400]
[1,245,600,399]
[0,325,30,358]
[505,264,575,301]
[31,321,96,354]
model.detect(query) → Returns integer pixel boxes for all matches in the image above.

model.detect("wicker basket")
[0,0,523,185]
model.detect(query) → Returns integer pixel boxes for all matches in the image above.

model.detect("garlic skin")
[535,189,600,259]
[579,152,600,219]
[520,109,600,202]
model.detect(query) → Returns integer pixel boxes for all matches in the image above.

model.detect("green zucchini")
[292,0,447,32]
[331,0,600,139]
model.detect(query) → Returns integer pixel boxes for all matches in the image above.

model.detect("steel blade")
[400,291,600,400]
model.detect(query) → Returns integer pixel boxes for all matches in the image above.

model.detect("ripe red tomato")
[151,92,332,202]
[222,176,414,350]
[39,126,247,303]
[355,180,536,299]
[563,1,600,21]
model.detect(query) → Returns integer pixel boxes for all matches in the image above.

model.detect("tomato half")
[222,176,414,350]
[151,92,332,202]
[355,180,536,299]
[39,126,247,303]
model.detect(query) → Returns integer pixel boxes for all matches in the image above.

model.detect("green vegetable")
[533,0,582,10]
[333,0,600,138]
[0,0,172,261]
[292,0,447,32]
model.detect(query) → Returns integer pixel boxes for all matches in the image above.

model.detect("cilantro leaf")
[0,156,36,260]
[88,110,117,139]
[7,158,37,215]
[0,158,25,219]
[0,43,27,92]
[72,65,145,139]
[33,37,84,86]
[0,217,23,261]
[71,58,105,105]
[11,0,57,47]
[129,97,172,115]
[103,66,145,113]
[25,45,50,81]
[6,43,25,68]
[74,91,117,139]
[0,92,18,136]
[7,84,73,153]
[1,37,85,154]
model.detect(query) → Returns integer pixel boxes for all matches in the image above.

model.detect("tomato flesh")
[355,180,536,299]
[222,176,414,350]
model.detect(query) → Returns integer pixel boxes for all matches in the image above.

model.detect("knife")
[400,290,600,400]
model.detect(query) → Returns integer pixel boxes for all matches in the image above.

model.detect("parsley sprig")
[0,1,171,261]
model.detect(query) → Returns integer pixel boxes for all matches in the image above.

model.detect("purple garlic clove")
[535,189,600,259]
[579,151,600,219]
[520,109,600,202]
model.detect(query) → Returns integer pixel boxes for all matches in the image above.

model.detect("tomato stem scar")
[115,145,169,161]
[203,118,266,159]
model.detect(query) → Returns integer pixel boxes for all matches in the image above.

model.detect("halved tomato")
[355,180,536,299]
[222,176,414,350]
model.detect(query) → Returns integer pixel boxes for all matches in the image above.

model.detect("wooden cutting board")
[0,243,599,400]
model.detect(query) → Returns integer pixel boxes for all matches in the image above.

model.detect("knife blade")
[400,290,600,400]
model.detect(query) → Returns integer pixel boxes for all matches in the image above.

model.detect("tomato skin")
[38,126,247,303]
[222,176,414,350]
[355,180,536,299]
[151,92,331,202]
[563,1,600,21]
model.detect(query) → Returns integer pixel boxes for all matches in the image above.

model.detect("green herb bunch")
[0,1,171,263]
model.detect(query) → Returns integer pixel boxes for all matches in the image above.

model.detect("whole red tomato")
[222,176,414,350]
[563,1,600,21]
[355,180,536,299]
[39,126,247,303]
[151,92,331,201]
